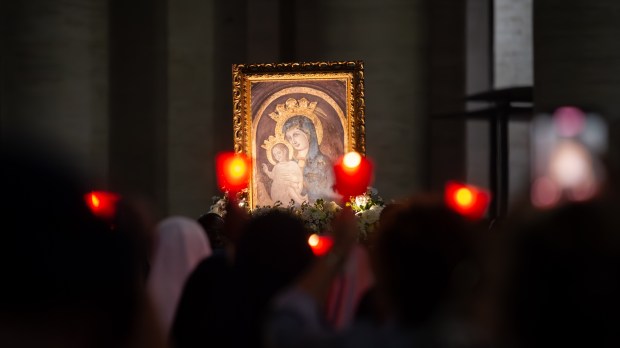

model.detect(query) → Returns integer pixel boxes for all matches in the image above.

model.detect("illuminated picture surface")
[232,62,365,208]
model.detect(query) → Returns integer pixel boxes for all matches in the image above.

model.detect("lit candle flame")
[343,152,362,168]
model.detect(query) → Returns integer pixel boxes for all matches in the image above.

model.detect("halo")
[269,98,324,145]
[261,135,294,165]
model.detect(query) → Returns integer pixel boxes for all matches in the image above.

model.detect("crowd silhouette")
[2,138,619,348]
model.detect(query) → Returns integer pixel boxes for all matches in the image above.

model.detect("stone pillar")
[466,0,533,211]
[535,0,620,172]
[109,0,168,217]
[247,0,281,62]
[166,0,218,217]
[0,0,108,180]
[296,0,430,200]
[495,0,532,208]
[466,0,492,191]
[428,0,467,191]
[212,0,248,160]
[494,0,533,89]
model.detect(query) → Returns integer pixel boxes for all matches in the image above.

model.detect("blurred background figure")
[173,209,314,348]
[0,140,165,348]
[197,212,226,250]
[232,209,315,348]
[172,200,247,348]
[530,106,608,208]
[497,199,620,348]
[147,216,212,338]
[325,244,374,331]
[266,197,487,348]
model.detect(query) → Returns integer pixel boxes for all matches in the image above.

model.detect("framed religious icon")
[232,61,366,208]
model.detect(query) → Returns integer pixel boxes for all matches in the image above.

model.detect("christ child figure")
[262,143,308,205]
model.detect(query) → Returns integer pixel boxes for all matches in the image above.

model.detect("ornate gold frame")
[232,61,365,208]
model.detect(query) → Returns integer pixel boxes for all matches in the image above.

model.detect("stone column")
[167,0,218,217]
[108,0,168,216]
[0,0,108,180]
[247,0,281,63]
[466,0,533,212]
[428,0,467,191]
[495,0,532,208]
[211,0,248,155]
[465,0,492,191]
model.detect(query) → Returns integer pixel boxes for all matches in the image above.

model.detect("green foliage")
[209,188,385,241]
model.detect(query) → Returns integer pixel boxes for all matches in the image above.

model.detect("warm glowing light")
[333,153,374,199]
[531,109,608,208]
[85,191,120,222]
[308,234,320,247]
[343,152,362,168]
[455,188,474,207]
[549,141,592,188]
[90,193,101,208]
[229,157,247,179]
[216,152,251,193]
[444,181,490,220]
[308,234,333,256]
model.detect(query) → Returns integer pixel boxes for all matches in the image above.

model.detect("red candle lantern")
[85,191,120,221]
[216,152,251,194]
[444,181,490,220]
[308,233,334,256]
[333,151,374,199]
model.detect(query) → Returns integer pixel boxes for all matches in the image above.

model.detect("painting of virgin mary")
[251,83,347,207]
[234,62,365,209]
[282,115,336,202]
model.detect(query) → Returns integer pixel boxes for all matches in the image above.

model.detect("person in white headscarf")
[147,216,212,337]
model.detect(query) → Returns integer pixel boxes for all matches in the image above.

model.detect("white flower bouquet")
[208,187,385,241]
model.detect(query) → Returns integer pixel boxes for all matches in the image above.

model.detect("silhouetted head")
[500,200,620,348]
[197,212,226,249]
[232,209,314,347]
[374,196,479,327]
[235,210,314,305]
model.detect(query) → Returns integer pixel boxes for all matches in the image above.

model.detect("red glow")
[455,187,474,207]
[308,234,333,256]
[85,191,120,221]
[342,152,362,173]
[444,181,490,220]
[333,152,373,199]
[216,152,251,193]
[90,194,101,208]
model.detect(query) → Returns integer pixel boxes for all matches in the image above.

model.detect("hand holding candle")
[333,151,374,200]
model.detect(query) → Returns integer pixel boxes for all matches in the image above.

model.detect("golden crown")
[270,97,323,145]
[261,135,294,166]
